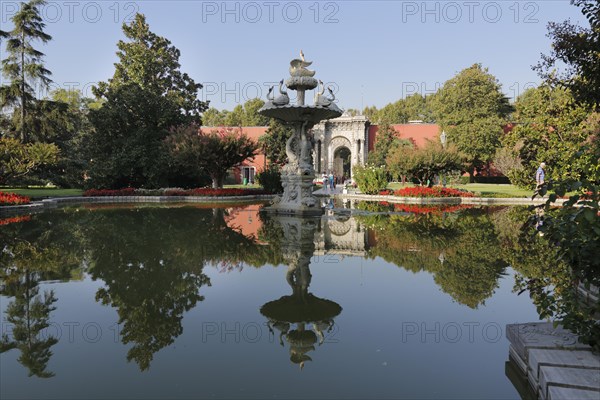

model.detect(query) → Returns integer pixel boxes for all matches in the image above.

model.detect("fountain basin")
[259,104,342,124]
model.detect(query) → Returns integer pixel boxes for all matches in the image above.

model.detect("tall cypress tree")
[0,0,52,142]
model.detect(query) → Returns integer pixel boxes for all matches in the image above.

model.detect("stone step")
[539,366,600,400]
[529,349,600,383]
[548,386,600,400]
[506,323,589,363]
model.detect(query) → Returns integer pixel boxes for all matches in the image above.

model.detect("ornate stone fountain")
[259,51,343,215]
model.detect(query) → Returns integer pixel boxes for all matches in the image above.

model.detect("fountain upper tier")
[259,103,342,124]
[259,51,343,117]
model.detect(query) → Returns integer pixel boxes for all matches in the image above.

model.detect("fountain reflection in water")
[259,213,342,369]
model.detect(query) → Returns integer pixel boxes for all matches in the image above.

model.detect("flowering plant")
[0,191,31,206]
[393,203,474,214]
[394,186,474,198]
[84,187,267,197]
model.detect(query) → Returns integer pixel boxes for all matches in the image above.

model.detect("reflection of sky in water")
[0,205,541,399]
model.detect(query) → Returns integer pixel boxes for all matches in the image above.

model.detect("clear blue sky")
[0,0,588,111]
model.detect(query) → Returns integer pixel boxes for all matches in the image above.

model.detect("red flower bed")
[394,186,474,198]
[0,215,32,225]
[393,203,474,214]
[164,188,266,196]
[379,190,392,196]
[0,191,31,206]
[84,187,267,197]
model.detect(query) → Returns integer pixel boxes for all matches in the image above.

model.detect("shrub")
[0,191,31,206]
[256,165,283,194]
[353,165,388,195]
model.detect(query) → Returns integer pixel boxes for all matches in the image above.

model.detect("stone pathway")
[313,186,344,195]
[506,322,600,400]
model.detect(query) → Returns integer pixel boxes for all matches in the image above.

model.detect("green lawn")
[224,184,262,189]
[387,182,534,198]
[1,187,84,199]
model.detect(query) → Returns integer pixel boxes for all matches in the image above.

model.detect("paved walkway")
[313,186,344,195]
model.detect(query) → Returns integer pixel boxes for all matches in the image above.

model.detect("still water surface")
[0,203,542,399]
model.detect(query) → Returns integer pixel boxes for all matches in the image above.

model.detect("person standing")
[532,162,547,199]
[535,162,546,186]
[328,171,334,190]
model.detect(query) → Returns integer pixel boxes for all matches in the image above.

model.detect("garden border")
[0,192,569,217]
[315,192,567,206]
[0,195,276,216]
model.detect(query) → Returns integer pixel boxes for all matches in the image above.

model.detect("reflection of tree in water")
[84,207,274,371]
[259,214,342,369]
[358,208,508,308]
[1,276,57,378]
[0,215,84,378]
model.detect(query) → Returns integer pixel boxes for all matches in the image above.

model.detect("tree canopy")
[86,14,208,189]
[202,98,270,127]
[502,85,597,186]
[165,125,258,188]
[0,0,53,142]
[431,64,513,181]
[536,0,600,109]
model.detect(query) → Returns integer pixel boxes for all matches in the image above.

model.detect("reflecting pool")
[1,203,543,399]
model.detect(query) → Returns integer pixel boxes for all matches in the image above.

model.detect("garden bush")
[353,165,388,195]
[256,165,283,194]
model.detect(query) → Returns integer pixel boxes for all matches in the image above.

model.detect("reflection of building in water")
[224,206,263,240]
[314,215,370,257]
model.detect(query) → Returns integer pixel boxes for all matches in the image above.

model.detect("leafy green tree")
[223,104,244,126]
[536,0,600,109]
[403,93,435,122]
[202,99,269,127]
[201,107,226,126]
[87,14,208,188]
[35,89,97,187]
[242,98,269,126]
[0,137,59,184]
[87,84,174,188]
[367,123,408,166]
[502,85,594,186]
[165,125,258,188]
[362,105,379,122]
[366,94,435,124]
[93,14,206,120]
[0,0,52,142]
[431,64,513,182]
[258,119,293,165]
[377,101,408,125]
